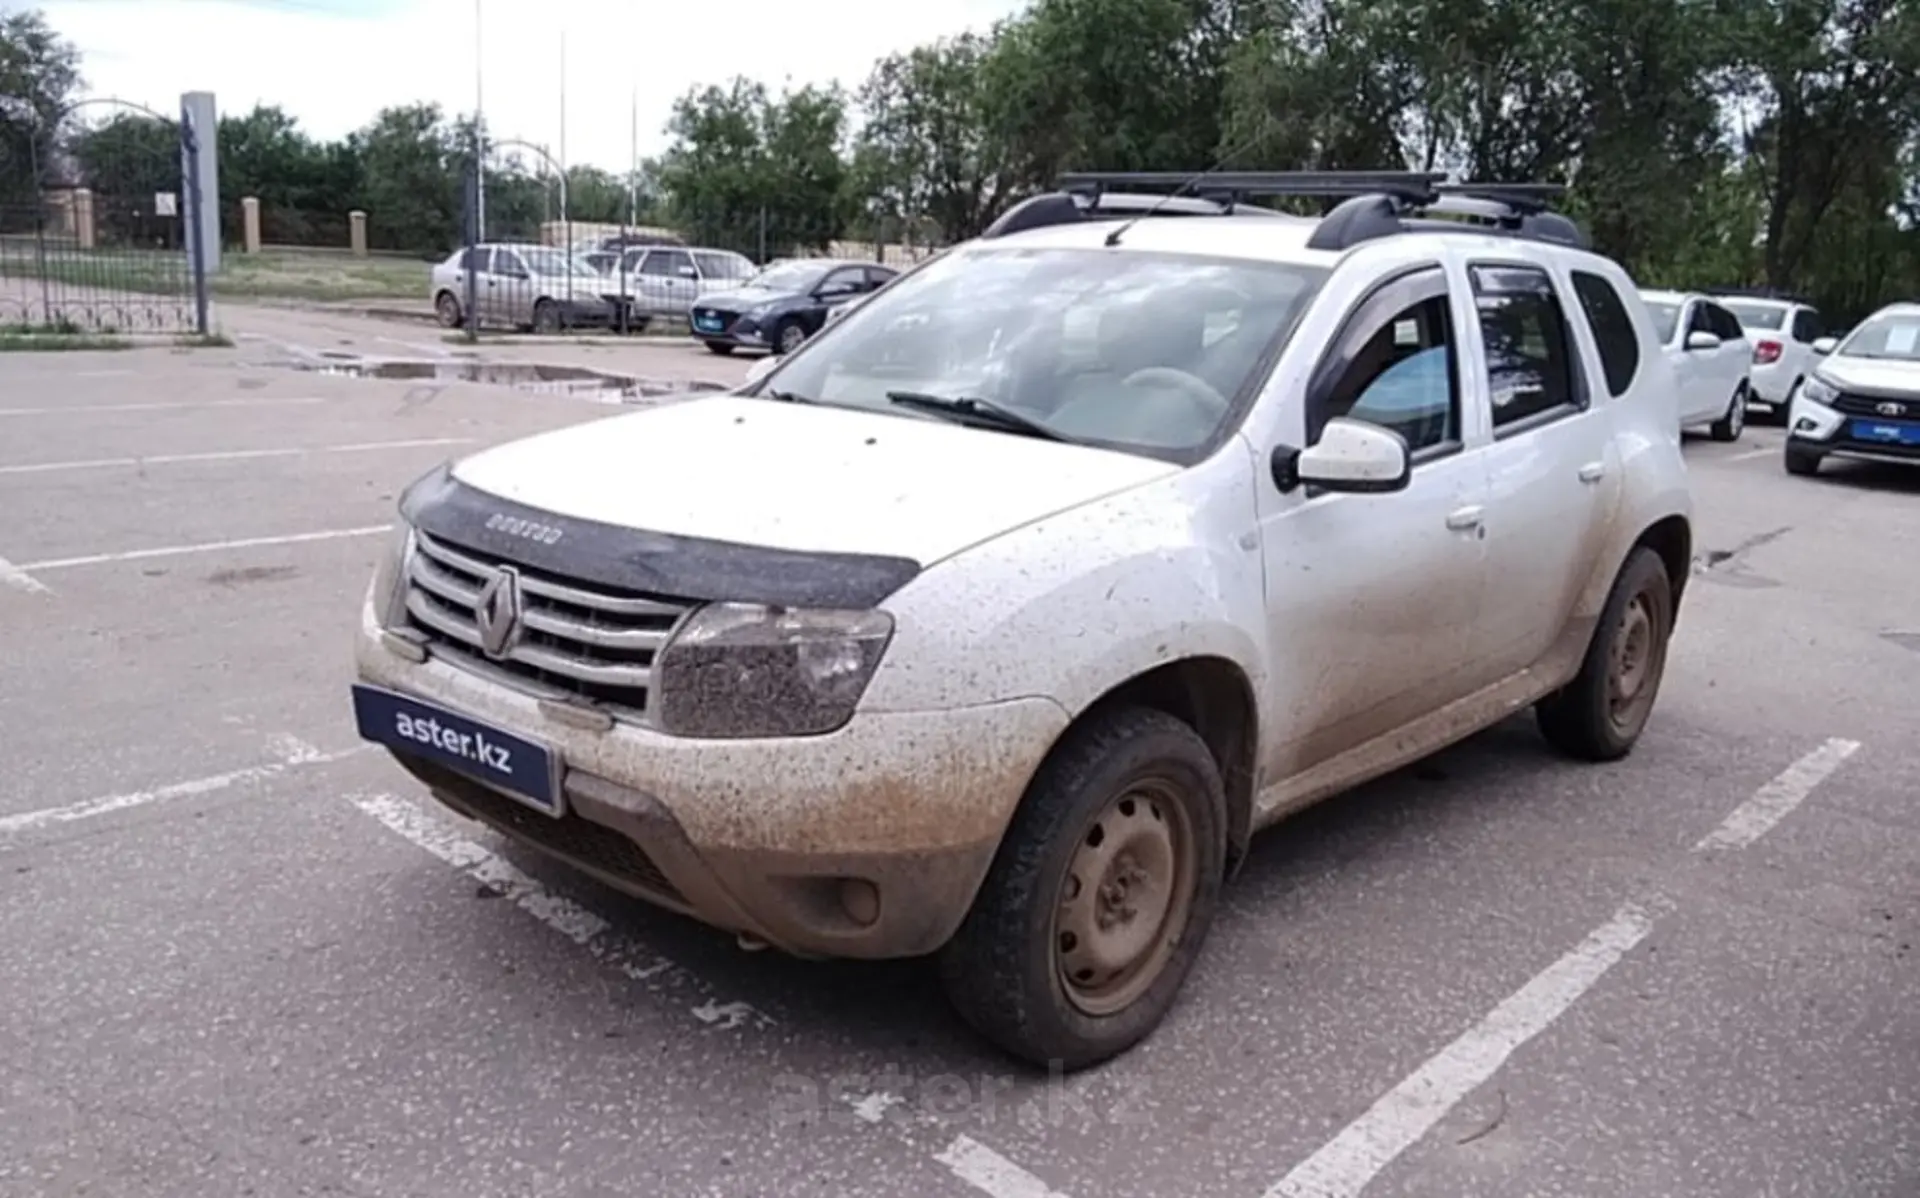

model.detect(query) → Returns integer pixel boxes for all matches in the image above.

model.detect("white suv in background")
[1708,291,1825,417]
[1639,289,1752,440]
[1784,300,1920,476]
[352,171,1694,1070]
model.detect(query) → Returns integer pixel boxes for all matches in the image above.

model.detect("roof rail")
[980,169,1589,252]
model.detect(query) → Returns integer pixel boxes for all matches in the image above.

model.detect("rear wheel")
[1709,383,1747,442]
[532,299,561,335]
[1535,546,1674,762]
[434,291,463,329]
[938,706,1226,1071]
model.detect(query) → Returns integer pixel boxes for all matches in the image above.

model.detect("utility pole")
[473,0,486,240]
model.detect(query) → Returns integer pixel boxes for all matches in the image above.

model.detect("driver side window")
[1317,276,1460,457]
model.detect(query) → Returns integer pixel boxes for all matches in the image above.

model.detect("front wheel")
[1535,546,1674,762]
[1784,445,1822,476]
[1709,383,1747,442]
[937,706,1226,1071]
[531,300,561,335]
[704,341,734,356]
[773,318,808,355]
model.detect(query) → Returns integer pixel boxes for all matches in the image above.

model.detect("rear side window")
[1791,308,1821,342]
[1471,264,1587,430]
[1569,271,1639,398]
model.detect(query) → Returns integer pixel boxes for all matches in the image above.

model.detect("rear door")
[1467,260,1620,681]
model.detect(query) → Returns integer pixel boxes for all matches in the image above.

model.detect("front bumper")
[354,596,1068,959]
[1786,389,1920,467]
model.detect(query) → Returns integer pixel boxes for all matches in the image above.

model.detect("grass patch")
[0,246,429,303]
[176,332,235,348]
[0,332,132,351]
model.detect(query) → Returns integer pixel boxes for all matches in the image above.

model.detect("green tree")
[0,8,81,209]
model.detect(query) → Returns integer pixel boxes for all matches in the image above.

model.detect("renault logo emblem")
[473,567,523,661]
[1876,401,1905,416]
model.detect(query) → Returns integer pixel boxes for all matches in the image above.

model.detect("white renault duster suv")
[353,171,1694,1070]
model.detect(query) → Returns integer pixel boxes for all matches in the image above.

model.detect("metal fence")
[0,98,212,337]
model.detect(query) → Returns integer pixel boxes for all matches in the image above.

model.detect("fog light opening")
[1794,418,1819,433]
[838,878,881,927]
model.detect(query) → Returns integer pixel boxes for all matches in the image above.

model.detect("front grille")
[691,306,738,331]
[1830,391,1920,419]
[402,529,691,717]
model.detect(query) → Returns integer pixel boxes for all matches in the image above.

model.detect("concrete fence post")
[241,197,262,253]
[348,210,368,256]
[73,189,96,250]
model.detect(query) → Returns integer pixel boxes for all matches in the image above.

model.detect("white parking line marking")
[0,438,470,476]
[1265,903,1661,1198]
[0,737,365,837]
[1263,735,1867,1196]
[1726,446,1776,462]
[0,397,327,417]
[17,524,393,572]
[349,792,777,1029]
[1693,736,1862,852]
[0,555,52,595]
[935,1135,1073,1198]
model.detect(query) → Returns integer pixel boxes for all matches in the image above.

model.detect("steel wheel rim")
[436,295,459,327]
[1053,778,1197,1017]
[1730,390,1745,436]
[779,324,805,353]
[1607,588,1663,733]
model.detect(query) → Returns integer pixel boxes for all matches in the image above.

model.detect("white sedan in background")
[1640,289,1753,441]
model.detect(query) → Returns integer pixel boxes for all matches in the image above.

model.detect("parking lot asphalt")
[2,328,1916,1198]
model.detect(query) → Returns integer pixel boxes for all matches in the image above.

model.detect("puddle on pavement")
[286,358,729,403]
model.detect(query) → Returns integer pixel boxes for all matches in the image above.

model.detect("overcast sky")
[37,0,1025,170]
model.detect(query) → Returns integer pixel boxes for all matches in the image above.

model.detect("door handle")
[1445,505,1484,531]
[1578,462,1605,483]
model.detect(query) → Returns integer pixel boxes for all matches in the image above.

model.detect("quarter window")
[1472,265,1586,430]
[1791,308,1822,342]
[1568,272,1638,397]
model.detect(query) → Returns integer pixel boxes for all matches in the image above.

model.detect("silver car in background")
[599,245,757,327]
[430,242,614,333]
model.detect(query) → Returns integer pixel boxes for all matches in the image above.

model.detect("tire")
[704,341,734,356]
[532,299,560,335]
[1535,546,1674,762]
[1784,445,1821,476]
[937,705,1227,1071]
[773,318,807,356]
[1708,382,1747,442]
[434,291,463,329]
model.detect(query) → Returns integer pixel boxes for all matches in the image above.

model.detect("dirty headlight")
[655,604,894,738]
[369,521,415,630]
[1799,375,1839,407]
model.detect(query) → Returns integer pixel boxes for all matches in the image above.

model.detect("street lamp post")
[473,0,486,240]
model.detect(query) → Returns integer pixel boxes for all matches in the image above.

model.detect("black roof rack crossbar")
[1055,170,1448,205]
[1432,182,1566,215]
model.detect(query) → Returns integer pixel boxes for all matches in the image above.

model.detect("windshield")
[749,261,828,292]
[1644,301,1680,344]
[521,248,597,279]
[757,246,1330,458]
[1837,311,1920,361]
[1720,301,1788,331]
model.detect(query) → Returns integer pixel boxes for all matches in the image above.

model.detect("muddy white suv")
[352,171,1693,1070]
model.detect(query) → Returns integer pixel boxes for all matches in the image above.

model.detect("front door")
[1464,261,1619,681]
[1256,263,1492,782]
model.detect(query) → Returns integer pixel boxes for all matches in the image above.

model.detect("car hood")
[1819,355,1920,397]
[699,286,799,310]
[447,394,1179,566]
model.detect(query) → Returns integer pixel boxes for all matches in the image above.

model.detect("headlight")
[745,304,776,320]
[654,604,894,738]
[370,521,415,629]
[1800,375,1839,406]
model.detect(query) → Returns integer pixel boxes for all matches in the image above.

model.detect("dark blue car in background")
[690,258,899,356]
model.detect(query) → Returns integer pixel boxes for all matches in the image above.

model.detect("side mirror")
[743,355,779,385]
[1811,336,1837,355]
[1685,331,1721,351]
[1284,418,1411,494]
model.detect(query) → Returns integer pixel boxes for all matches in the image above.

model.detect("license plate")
[1849,418,1920,446]
[351,684,564,816]
[696,315,722,332]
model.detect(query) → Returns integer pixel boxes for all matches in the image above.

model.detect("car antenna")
[1100,131,1272,248]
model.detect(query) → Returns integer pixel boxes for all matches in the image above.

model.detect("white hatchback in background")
[1784,301,1920,476]
[1638,289,1752,441]
[353,171,1694,1071]
[1708,292,1825,417]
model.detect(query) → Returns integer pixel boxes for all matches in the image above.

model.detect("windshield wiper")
[885,390,1072,442]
